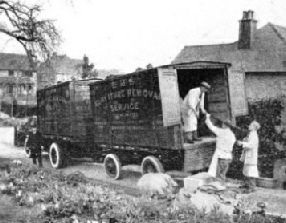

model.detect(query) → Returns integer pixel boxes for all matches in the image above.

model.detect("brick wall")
[245,72,286,101]
[245,72,286,129]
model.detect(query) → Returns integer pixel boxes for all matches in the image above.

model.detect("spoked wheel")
[49,142,64,169]
[104,154,122,180]
[141,156,164,175]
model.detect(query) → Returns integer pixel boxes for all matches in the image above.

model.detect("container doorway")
[177,68,231,137]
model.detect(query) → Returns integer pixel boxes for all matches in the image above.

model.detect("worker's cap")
[200,81,211,89]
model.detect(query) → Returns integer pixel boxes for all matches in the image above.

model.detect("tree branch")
[0,0,62,68]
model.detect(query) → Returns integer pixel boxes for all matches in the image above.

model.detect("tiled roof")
[0,53,31,70]
[173,23,286,72]
[39,54,83,74]
[0,77,34,85]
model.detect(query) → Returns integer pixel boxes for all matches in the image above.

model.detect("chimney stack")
[238,10,257,50]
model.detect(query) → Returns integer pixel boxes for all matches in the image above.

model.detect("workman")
[181,81,210,143]
[237,121,261,193]
[26,124,43,167]
[205,114,236,182]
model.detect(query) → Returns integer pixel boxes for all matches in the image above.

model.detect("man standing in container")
[237,121,261,193]
[205,114,236,182]
[182,82,210,143]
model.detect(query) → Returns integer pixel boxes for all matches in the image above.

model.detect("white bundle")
[137,173,178,195]
[12,160,22,166]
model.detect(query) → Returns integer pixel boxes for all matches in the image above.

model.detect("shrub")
[229,97,286,178]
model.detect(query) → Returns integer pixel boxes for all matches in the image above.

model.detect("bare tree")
[0,1,62,68]
[82,54,98,79]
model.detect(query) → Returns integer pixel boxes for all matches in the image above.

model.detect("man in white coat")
[205,114,236,181]
[182,82,210,143]
[237,121,261,193]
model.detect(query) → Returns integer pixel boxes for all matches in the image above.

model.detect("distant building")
[0,53,37,115]
[38,53,83,89]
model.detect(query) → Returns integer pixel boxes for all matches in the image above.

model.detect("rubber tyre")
[141,156,164,175]
[49,142,64,169]
[104,154,122,180]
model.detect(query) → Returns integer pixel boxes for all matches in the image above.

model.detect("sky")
[1,0,286,73]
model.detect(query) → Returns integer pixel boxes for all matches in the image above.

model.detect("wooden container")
[183,137,216,172]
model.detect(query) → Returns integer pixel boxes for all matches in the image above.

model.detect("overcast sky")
[1,0,286,72]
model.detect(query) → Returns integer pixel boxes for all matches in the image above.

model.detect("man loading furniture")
[181,81,210,143]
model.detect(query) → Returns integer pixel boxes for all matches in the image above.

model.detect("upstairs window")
[7,85,14,94]
[24,71,33,77]
[27,84,33,94]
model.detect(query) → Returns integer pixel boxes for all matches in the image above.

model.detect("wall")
[245,72,286,128]
[0,126,15,146]
[0,70,8,77]
[245,72,286,101]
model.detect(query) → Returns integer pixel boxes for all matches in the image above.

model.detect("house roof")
[0,53,31,70]
[39,54,83,76]
[270,23,286,44]
[172,23,286,72]
[0,77,34,85]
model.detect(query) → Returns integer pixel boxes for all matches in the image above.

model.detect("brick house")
[38,53,83,90]
[0,53,37,116]
[173,10,286,126]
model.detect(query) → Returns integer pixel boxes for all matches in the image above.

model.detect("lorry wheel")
[141,156,164,174]
[49,142,64,169]
[104,154,122,180]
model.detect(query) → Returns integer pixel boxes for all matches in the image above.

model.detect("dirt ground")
[1,143,286,219]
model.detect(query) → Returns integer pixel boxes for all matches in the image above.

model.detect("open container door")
[227,69,249,119]
[157,68,181,127]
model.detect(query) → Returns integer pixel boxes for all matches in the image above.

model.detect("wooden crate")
[183,137,216,172]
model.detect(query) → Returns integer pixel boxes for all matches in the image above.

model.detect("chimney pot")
[248,10,254,19]
[242,11,247,19]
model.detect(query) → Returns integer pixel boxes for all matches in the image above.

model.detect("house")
[173,10,286,126]
[0,53,37,116]
[37,53,83,90]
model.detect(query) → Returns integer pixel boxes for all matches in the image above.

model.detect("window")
[7,85,14,94]
[24,71,33,77]
[8,70,14,76]
[27,84,33,94]
[19,84,26,94]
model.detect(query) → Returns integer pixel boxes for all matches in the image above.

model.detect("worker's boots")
[193,130,202,141]
[184,132,194,144]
